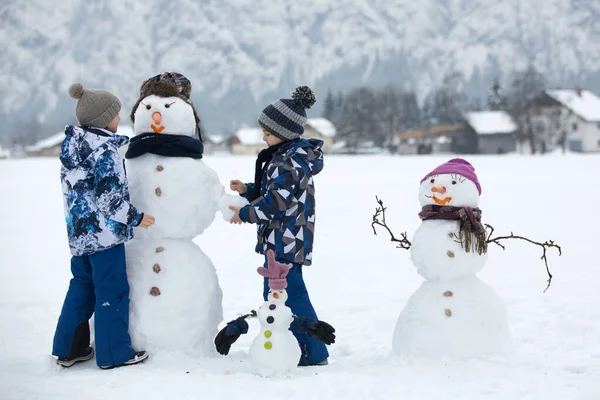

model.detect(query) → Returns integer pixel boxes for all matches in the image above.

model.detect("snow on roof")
[545,89,600,122]
[465,111,517,135]
[0,145,11,158]
[26,125,135,152]
[26,131,65,152]
[235,127,264,146]
[206,134,231,144]
[305,118,336,137]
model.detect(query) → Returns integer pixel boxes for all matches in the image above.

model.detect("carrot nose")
[273,292,279,299]
[152,112,162,125]
[431,186,446,194]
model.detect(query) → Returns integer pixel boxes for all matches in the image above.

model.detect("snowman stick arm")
[371,196,411,250]
[241,310,258,319]
[485,223,562,293]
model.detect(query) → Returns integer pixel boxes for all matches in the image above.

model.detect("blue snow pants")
[262,257,329,365]
[52,244,134,367]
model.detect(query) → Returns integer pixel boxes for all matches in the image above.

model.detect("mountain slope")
[2,0,599,136]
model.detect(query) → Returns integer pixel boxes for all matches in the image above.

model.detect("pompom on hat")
[257,250,292,290]
[420,158,482,195]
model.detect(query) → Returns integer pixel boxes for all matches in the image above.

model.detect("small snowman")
[214,250,335,373]
[373,158,560,359]
[124,72,247,355]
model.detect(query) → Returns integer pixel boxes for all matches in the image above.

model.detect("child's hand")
[230,179,247,194]
[228,206,243,224]
[139,214,155,229]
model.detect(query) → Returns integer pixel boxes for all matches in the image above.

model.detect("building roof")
[545,89,600,122]
[26,125,135,152]
[465,111,517,135]
[205,134,231,145]
[26,132,65,152]
[234,127,264,146]
[305,118,336,137]
[398,123,464,139]
[0,145,11,158]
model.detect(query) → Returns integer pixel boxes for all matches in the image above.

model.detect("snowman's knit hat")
[420,158,482,195]
[130,72,200,125]
[257,250,292,290]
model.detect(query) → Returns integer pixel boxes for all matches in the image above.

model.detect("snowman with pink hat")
[214,250,335,373]
[375,158,514,359]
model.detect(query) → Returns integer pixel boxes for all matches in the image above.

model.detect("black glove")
[297,317,336,345]
[214,317,249,355]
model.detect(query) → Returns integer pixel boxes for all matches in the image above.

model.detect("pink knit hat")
[420,158,482,195]
[257,250,292,290]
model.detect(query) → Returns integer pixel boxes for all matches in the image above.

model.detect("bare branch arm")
[485,224,562,293]
[371,196,411,250]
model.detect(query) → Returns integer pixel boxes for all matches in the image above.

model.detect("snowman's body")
[248,290,300,372]
[392,164,512,359]
[125,90,246,355]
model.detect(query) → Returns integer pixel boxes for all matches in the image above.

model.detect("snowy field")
[1,153,599,399]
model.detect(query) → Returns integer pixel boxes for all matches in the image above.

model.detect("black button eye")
[267,316,274,324]
[145,104,151,110]
[452,181,457,185]
[269,304,276,310]
[430,178,435,184]
[165,103,170,108]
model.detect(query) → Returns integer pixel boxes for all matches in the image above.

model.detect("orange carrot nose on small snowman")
[151,112,165,133]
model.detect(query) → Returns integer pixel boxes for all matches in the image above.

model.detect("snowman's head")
[267,288,288,304]
[130,73,200,137]
[132,95,196,136]
[419,158,481,208]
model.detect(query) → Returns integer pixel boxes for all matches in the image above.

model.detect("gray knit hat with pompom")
[258,86,316,141]
[68,83,121,129]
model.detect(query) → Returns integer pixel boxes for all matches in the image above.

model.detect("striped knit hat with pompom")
[258,86,316,141]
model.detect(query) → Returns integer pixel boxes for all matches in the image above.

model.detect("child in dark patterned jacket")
[52,83,154,369]
[228,86,330,366]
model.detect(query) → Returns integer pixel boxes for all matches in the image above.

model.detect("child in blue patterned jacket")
[228,86,329,366]
[52,83,154,369]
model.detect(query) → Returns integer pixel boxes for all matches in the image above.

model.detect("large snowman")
[124,72,246,355]
[392,158,512,359]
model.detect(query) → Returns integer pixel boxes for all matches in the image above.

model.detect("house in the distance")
[464,111,518,154]
[231,118,337,155]
[231,127,264,155]
[395,124,464,155]
[26,125,135,157]
[204,134,232,155]
[26,131,65,157]
[520,89,600,153]
[544,89,600,153]
[303,118,336,152]
[0,143,11,159]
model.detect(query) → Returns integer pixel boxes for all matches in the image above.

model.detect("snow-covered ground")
[1,154,598,399]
